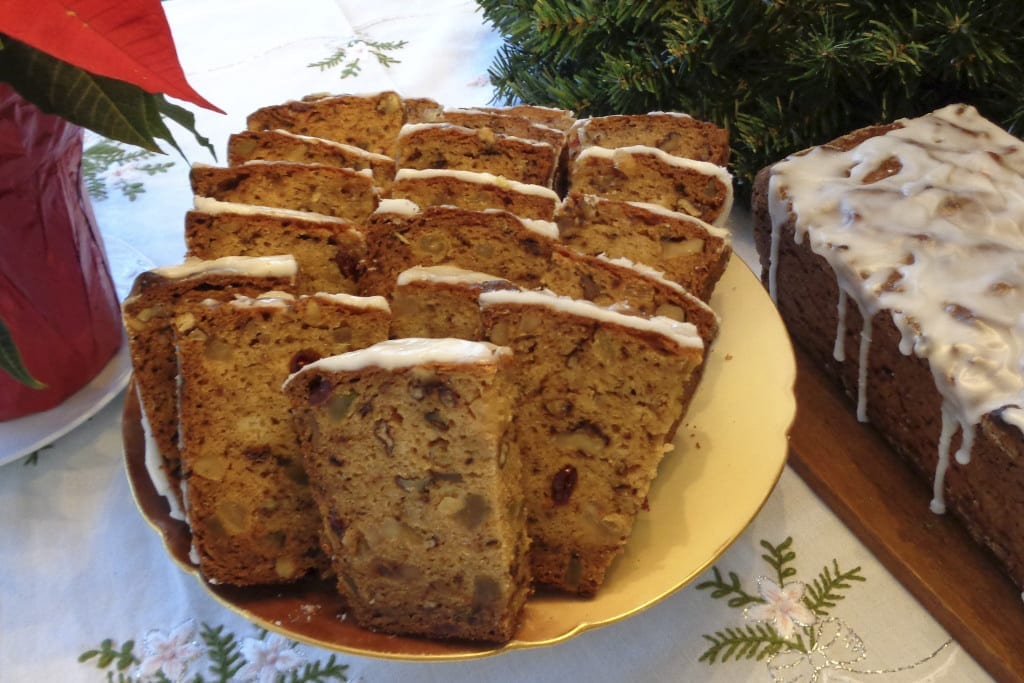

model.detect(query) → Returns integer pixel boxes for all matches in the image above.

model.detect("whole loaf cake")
[751,104,1024,589]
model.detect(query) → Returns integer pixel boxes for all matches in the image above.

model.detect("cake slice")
[227,129,396,190]
[569,145,734,226]
[121,255,299,519]
[543,252,720,345]
[389,265,518,339]
[566,112,730,166]
[402,96,444,124]
[359,200,560,296]
[479,290,704,594]
[440,108,566,150]
[388,168,559,220]
[474,104,576,131]
[395,122,559,187]
[283,338,531,642]
[175,292,391,586]
[555,193,732,300]
[246,91,405,156]
[189,161,378,222]
[184,198,366,295]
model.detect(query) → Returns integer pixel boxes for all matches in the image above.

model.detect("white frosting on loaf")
[239,158,375,179]
[765,103,1024,512]
[192,196,351,224]
[149,254,298,281]
[393,167,559,200]
[266,128,394,161]
[373,199,560,239]
[621,199,732,240]
[397,122,554,148]
[396,265,510,286]
[479,289,703,350]
[374,197,422,216]
[287,338,510,378]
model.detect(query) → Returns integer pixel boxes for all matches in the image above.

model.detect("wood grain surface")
[788,346,1024,682]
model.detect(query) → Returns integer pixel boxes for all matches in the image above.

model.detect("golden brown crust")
[388,171,558,221]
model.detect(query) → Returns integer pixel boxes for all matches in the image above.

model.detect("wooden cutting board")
[788,346,1024,681]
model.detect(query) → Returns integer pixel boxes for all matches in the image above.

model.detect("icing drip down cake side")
[751,104,1024,589]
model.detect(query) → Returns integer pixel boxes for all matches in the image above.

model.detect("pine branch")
[803,559,866,616]
[695,566,762,609]
[477,0,1024,198]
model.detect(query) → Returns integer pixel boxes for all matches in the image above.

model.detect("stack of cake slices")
[122,91,735,643]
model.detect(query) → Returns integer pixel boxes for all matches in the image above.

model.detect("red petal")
[0,0,222,112]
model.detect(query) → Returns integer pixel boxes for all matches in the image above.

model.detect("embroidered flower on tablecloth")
[137,619,203,681]
[237,632,305,683]
[746,577,817,639]
[696,537,955,681]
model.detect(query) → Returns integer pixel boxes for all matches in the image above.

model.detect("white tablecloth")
[0,1,997,680]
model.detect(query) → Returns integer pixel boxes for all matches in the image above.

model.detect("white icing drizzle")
[833,288,848,361]
[766,104,1024,511]
[239,158,375,179]
[397,122,554,148]
[621,198,732,240]
[148,254,298,281]
[374,197,422,216]
[396,265,509,286]
[856,312,873,422]
[140,395,186,521]
[286,338,511,380]
[192,196,351,224]
[374,199,560,240]
[479,289,703,350]
[393,167,559,200]
[266,128,394,161]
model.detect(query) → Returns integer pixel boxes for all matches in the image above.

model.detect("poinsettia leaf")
[156,97,217,160]
[0,0,221,112]
[0,315,46,389]
[0,39,209,156]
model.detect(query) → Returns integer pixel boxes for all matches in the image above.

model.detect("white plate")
[0,237,151,466]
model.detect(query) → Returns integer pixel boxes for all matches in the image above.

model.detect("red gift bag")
[0,84,123,420]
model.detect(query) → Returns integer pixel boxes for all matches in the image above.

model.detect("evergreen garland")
[476,0,1024,195]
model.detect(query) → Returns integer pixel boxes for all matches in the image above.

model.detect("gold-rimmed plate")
[123,256,795,660]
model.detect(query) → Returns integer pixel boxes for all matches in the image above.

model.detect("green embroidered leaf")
[308,38,408,79]
[0,315,46,389]
[83,139,176,201]
[0,37,213,158]
[201,622,245,682]
[695,566,761,609]
[804,559,866,616]
[699,623,801,664]
[77,637,139,671]
[761,536,798,585]
[280,653,349,682]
